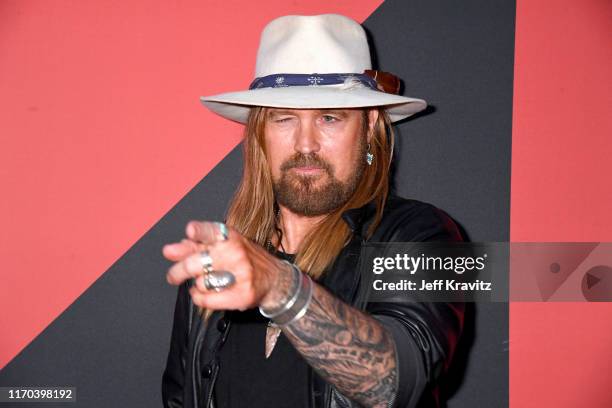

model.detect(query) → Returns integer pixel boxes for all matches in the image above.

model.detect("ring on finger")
[203,270,236,292]
[199,249,214,275]
[215,222,229,241]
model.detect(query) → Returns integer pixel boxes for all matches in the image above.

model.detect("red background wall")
[1,0,611,406]
[0,0,381,369]
[511,0,612,406]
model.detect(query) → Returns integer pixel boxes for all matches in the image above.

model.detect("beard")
[272,140,368,217]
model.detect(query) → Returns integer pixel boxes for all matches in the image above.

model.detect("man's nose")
[293,119,320,154]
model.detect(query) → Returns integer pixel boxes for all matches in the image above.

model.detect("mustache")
[280,153,333,174]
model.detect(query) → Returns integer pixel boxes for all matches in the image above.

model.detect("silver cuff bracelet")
[275,271,313,326]
[259,261,313,325]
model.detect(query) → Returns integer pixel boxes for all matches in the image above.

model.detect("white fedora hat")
[200,14,427,123]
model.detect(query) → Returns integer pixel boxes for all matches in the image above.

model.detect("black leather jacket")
[162,195,465,408]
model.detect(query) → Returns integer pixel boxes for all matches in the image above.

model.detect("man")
[162,14,464,408]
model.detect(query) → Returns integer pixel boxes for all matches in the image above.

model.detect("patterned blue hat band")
[248,73,379,91]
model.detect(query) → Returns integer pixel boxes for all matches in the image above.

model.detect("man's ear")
[366,109,379,143]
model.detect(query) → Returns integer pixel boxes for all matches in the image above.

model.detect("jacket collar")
[340,199,378,239]
[319,198,380,305]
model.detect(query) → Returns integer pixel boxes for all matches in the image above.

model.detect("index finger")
[166,249,208,285]
[162,238,200,262]
[186,221,229,244]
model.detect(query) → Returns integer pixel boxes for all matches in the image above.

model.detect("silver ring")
[203,270,236,292]
[216,222,229,241]
[199,250,213,275]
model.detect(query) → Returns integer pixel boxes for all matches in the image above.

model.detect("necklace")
[265,321,282,359]
[264,206,284,358]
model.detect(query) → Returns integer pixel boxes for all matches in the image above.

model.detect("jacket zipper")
[325,387,332,408]
[205,314,230,408]
[205,363,219,408]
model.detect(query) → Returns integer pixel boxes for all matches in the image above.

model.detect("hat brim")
[199,85,427,124]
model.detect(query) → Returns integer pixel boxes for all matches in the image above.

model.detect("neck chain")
[265,205,285,358]
[267,206,287,254]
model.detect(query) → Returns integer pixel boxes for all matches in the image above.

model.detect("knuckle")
[225,239,239,252]
[234,249,249,264]
[182,239,199,253]
[167,266,179,283]
[234,266,251,284]
[195,276,206,292]
[186,220,199,235]
[245,267,255,281]
[182,258,195,277]
[243,290,256,306]
[197,296,209,308]
[242,279,255,296]
[189,288,206,307]
[192,296,205,308]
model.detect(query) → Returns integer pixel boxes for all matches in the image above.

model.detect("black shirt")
[214,252,311,408]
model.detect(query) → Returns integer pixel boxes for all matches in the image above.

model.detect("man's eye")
[322,115,338,123]
[275,117,292,123]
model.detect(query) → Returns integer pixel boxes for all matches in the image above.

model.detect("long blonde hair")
[198,106,394,318]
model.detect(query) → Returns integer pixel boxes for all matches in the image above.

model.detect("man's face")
[264,108,379,216]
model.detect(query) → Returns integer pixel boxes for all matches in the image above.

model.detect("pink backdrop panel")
[511,0,612,406]
[0,0,382,369]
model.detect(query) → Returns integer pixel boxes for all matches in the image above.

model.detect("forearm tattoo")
[282,283,398,408]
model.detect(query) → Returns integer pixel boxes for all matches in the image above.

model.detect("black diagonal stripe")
[363,1,512,406]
